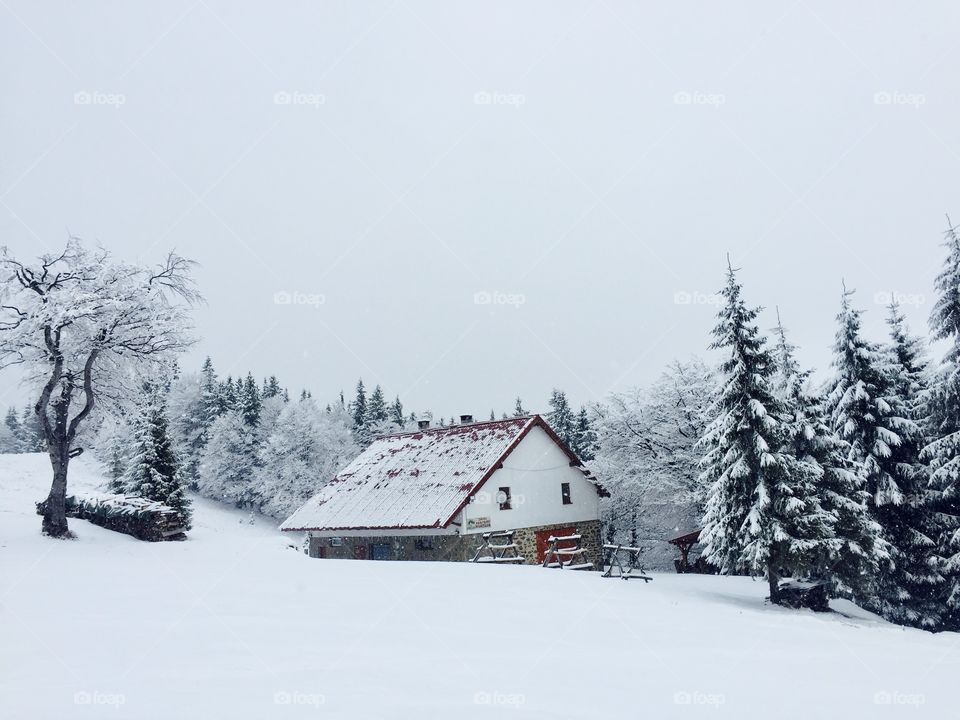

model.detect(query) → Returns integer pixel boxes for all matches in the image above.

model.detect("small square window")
[561,482,572,505]
[498,486,512,510]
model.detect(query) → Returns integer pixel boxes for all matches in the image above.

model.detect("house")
[280,414,607,565]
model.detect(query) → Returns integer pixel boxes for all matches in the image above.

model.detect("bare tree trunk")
[41,442,70,537]
[767,561,780,605]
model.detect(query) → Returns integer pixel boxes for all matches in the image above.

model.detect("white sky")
[2,1,958,417]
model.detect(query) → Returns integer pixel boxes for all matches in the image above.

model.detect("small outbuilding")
[281,415,607,565]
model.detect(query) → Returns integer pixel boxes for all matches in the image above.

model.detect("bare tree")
[0,240,200,537]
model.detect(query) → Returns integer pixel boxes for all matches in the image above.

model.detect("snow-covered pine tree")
[547,390,576,446]
[513,397,527,417]
[572,407,597,461]
[698,262,833,604]
[117,383,192,528]
[771,312,886,599]
[922,218,960,631]
[350,378,369,446]
[367,385,388,433]
[390,397,404,427]
[217,376,237,415]
[239,373,262,427]
[262,375,282,399]
[2,407,20,453]
[18,404,45,452]
[825,286,941,628]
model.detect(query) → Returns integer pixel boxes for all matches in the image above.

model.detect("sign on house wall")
[467,517,491,530]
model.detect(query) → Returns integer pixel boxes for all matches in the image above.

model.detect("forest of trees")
[590,221,960,632]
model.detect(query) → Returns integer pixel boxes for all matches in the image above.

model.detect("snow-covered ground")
[1,454,956,719]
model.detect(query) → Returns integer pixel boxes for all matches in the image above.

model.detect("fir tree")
[825,286,941,628]
[572,407,597,461]
[772,312,886,599]
[117,384,192,527]
[699,262,833,604]
[390,397,405,427]
[261,375,282,399]
[548,390,576,446]
[18,405,45,452]
[922,218,960,631]
[490,409,496,421]
[351,379,369,445]
[367,385,388,426]
[217,376,237,415]
[239,373,262,426]
[513,397,527,417]
[4,407,20,452]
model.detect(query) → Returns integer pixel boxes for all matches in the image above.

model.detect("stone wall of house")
[511,520,603,568]
[309,534,477,562]
[309,519,603,569]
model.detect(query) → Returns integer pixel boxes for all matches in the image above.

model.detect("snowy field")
[1,454,956,720]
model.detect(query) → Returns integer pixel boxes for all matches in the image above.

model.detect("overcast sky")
[2,1,958,417]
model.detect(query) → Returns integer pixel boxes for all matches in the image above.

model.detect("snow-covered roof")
[281,415,581,532]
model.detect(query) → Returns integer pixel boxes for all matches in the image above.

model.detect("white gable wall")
[459,425,600,535]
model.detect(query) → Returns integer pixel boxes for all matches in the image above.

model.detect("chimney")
[460,414,474,424]
[417,419,431,430]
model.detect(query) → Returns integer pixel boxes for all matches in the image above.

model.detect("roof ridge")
[373,414,537,441]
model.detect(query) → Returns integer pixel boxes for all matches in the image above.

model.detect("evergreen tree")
[825,286,941,628]
[217,376,237,415]
[18,405,45,452]
[772,313,886,599]
[922,219,960,631]
[572,407,597,461]
[350,378,369,445]
[367,385,388,427]
[262,375,282,399]
[547,390,576,446]
[390,397,405,427]
[239,372,262,427]
[698,262,833,604]
[3,407,20,452]
[117,384,192,527]
[490,409,496,421]
[513,397,527,417]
